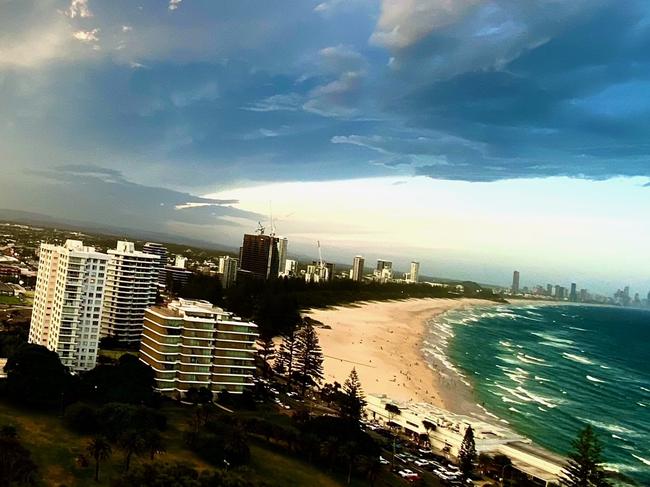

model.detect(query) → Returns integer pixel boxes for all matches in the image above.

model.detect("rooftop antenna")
[256,221,265,235]
[269,201,276,237]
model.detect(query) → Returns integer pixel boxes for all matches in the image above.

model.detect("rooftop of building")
[148,299,257,327]
[367,394,525,442]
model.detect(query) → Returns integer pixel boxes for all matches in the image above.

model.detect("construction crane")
[255,221,265,235]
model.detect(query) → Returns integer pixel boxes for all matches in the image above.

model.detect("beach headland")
[305,297,492,415]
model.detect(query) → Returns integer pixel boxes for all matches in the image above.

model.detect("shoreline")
[305,297,495,415]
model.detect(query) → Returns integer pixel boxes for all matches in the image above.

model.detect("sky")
[1,0,650,293]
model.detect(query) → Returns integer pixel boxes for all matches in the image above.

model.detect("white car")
[379,456,390,465]
[414,458,430,467]
[398,469,419,480]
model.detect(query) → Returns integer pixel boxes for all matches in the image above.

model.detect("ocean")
[427,303,650,485]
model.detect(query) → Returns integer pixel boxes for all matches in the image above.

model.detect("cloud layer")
[1,0,650,232]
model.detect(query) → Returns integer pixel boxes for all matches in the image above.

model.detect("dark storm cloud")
[2,0,650,201]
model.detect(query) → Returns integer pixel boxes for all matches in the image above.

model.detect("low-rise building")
[139,299,258,399]
[365,394,563,486]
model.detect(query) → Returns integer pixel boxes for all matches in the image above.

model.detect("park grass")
[250,442,347,487]
[0,295,22,305]
[97,348,138,361]
[0,400,358,487]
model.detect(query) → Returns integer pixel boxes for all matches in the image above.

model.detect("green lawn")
[0,295,22,305]
[0,400,357,487]
[97,348,138,361]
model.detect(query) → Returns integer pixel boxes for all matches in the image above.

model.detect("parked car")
[414,458,430,467]
[398,469,419,480]
[379,455,390,465]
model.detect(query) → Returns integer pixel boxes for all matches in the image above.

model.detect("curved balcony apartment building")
[101,241,160,344]
[139,299,258,398]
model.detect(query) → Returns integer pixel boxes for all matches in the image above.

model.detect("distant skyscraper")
[408,261,420,283]
[570,283,578,302]
[284,259,297,276]
[277,237,288,277]
[547,284,553,296]
[238,233,279,280]
[512,271,520,295]
[220,256,238,289]
[165,255,192,289]
[102,241,159,344]
[375,259,393,282]
[351,255,364,282]
[29,240,110,371]
[143,242,168,287]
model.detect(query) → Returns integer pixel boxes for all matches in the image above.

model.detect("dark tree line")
[166,271,502,338]
[1,344,158,411]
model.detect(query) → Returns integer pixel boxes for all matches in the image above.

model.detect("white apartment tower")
[277,237,288,277]
[283,259,297,277]
[101,241,159,344]
[29,240,110,371]
[409,261,420,283]
[220,256,238,289]
[352,255,365,282]
[142,242,168,287]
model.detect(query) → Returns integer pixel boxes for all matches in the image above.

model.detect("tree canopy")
[4,343,70,409]
[458,424,477,478]
[561,425,611,487]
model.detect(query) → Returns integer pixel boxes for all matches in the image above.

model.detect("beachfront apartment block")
[366,394,564,486]
[28,240,110,371]
[101,241,160,344]
[139,299,258,399]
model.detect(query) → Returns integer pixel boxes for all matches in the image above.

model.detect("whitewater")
[427,303,650,485]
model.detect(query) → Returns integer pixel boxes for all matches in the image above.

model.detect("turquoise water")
[427,304,650,485]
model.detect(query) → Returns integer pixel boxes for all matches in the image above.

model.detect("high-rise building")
[284,259,297,277]
[142,242,168,287]
[374,259,393,282]
[569,283,578,302]
[277,237,288,277]
[165,255,193,290]
[139,299,258,398]
[305,261,331,283]
[408,261,420,283]
[512,271,520,295]
[351,255,364,282]
[101,241,159,344]
[238,233,279,280]
[29,240,110,371]
[547,284,553,296]
[220,256,238,289]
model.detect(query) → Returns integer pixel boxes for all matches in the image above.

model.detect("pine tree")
[561,425,611,487]
[340,367,366,424]
[256,335,276,377]
[294,323,324,396]
[458,424,477,478]
[275,326,299,378]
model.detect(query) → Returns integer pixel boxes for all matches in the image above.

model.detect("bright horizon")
[2,1,650,296]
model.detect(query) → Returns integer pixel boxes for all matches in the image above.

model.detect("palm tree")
[86,436,112,482]
[118,430,145,472]
[142,430,165,460]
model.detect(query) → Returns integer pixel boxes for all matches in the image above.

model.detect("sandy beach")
[305,298,491,414]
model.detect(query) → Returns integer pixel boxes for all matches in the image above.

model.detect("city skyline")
[1,1,650,294]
